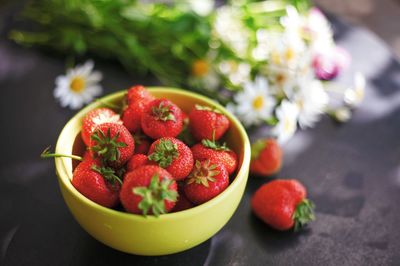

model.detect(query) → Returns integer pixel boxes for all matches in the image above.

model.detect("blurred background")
[314,0,400,58]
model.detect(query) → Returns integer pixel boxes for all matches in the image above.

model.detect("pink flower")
[312,46,351,80]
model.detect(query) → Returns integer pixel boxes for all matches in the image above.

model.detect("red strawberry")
[189,104,230,141]
[120,165,178,216]
[250,138,283,176]
[141,99,183,139]
[126,154,149,172]
[126,85,154,105]
[191,140,237,175]
[89,122,135,168]
[251,179,315,231]
[81,108,122,146]
[148,137,193,180]
[184,160,229,204]
[172,191,194,212]
[133,132,151,154]
[72,158,121,208]
[122,99,153,133]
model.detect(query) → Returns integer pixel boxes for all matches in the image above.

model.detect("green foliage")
[148,139,179,168]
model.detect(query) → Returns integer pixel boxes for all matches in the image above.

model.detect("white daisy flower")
[292,78,329,128]
[54,60,102,110]
[213,6,249,57]
[272,100,299,144]
[344,72,366,108]
[232,76,276,127]
[218,60,251,86]
[189,58,220,91]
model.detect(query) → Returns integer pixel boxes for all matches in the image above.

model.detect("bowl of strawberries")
[52,86,251,255]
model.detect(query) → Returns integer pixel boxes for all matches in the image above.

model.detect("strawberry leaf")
[91,164,122,188]
[148,139,179,168]
[152,101,176,122]
[133,174,177,217]
[201,139,230,151]
[251,139,267,160]
[187,160,219,187]
[292,199,315,231]
[90,128,127,164]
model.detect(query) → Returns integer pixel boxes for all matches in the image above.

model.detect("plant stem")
[41,146,83,161]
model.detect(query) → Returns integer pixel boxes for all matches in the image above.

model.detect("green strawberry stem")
[133,174,177,217]
[152,102,176,122]
[91,128,127,162]
[201,129,230,151]
[293,199,315,231]
[187,160,219,187]
[148,139,179,168]
[251,139,266,160]
[40,146,83,161]
[91,165,123,186]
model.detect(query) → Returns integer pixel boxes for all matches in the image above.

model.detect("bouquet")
[10,0,365,144]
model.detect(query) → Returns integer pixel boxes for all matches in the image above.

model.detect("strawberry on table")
[191,139,238,175]
[89,122,135,168]
[251,179,315,231]
[148,137,193,180]
[126,154,149,172]
[250,138,283,176]
[81,108,122,146]
[184,160,229,204]
[120,165,178,216]
[141,99,183,139]
[189,104,230,141]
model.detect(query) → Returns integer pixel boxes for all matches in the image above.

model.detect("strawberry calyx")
[152,102,176,122]
[91,164,123,187]
[292,199,315,231]
[251,139,267,160]
[187,160,219,187]
[133,174,177,216]
[148,139,179,168]
[194,104,222,114]
[91,128,127,163]
[201,139,230,151]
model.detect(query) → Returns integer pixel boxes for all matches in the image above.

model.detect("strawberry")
[184,160,229,204]
[89,122,135,168]
[72,158,122,208]
[148,137,193,180]
[126,154,149,172]
[81,108,122,146]
[120,165,178,216]
[191,140,237,175]
[172,190,194,212]
[189,104,230,141]
[141,99,183,139]
[133,131,151,154]
[251,179,315,231]
[122,99,153,133]
[250,138,283,176]
[126,85,154,105]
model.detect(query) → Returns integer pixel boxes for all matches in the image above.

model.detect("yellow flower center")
[70,77,85,93]
[271,51,281,65]
[285,47,295,62]
[284,118,292,132]
[192,60,209,77]
[252,95,264,110]
[276,73,286,85]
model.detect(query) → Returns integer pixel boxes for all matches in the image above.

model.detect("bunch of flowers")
[11,0,365,144]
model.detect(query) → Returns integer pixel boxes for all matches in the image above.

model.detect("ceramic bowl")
[54,87,251,255]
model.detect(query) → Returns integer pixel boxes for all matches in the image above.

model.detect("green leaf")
[148,139,179,168]
[292,199,315,231]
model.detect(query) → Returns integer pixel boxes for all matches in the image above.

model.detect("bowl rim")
[55,87,251,221]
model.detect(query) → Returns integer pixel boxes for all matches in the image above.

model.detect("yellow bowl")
[54,87,251,255]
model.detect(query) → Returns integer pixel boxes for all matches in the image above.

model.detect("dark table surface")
[1,4,400,266]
